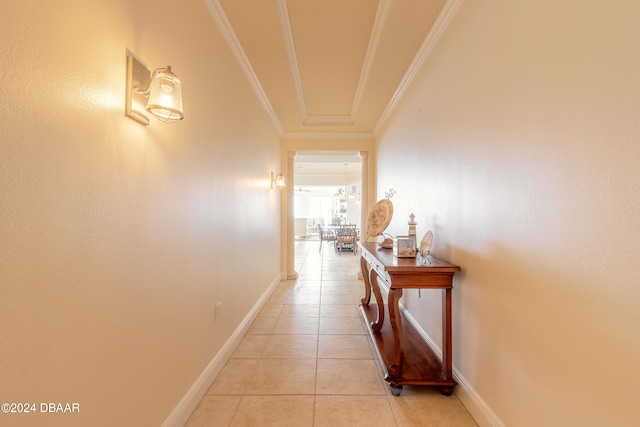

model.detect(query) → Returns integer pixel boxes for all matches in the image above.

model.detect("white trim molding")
[161,274,282,427]
[282,131,374,140]
[374,0,465,135]
[275,0,390,127]
[203,0,284,135]
[401,308,506,427]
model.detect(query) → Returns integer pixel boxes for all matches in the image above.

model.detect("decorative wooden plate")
[366,199,393,237]
[419,230,433,257]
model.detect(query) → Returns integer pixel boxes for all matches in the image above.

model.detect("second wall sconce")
[271,172,286,189]
[126,54,184,125]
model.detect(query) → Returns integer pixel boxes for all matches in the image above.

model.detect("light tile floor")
[185,240,478,427]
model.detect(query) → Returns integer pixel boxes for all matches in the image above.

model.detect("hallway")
[185,240,477,426]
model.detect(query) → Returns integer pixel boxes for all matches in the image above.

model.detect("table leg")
[369,269,384,332]
[387,287,404,379]
[360,255,371,306]
[442,288,453,381]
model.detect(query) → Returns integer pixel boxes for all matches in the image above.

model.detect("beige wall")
[376,0,640,426]
[0,1,281,426]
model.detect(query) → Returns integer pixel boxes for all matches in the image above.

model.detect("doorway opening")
[293,152,362,242]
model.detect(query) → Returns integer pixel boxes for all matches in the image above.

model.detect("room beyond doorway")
[293,152,362,241]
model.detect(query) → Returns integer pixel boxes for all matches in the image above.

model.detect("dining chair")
[336,224,358,255]
[317,224,336,253]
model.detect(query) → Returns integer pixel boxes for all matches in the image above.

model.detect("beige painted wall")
[0,1,281,426]
[376,0,640,426]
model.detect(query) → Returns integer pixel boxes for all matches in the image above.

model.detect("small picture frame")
[393,236,416,258]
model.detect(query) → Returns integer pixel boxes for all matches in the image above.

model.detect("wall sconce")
[126,55,184,125]
[271,172,285,189]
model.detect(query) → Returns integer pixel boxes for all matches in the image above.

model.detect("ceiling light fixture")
[125,55,184,125]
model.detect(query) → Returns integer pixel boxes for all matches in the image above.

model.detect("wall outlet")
[215,303,222,321]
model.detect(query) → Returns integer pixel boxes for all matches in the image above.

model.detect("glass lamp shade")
[146,66,184,123]
[275,174,286,188]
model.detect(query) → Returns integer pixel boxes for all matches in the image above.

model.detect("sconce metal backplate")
[125,55,151,125]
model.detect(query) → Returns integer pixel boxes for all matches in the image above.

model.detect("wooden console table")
[358,242,461,396]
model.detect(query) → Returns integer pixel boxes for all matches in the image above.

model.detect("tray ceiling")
[206,0,455,137]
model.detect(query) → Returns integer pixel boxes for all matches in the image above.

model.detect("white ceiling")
[205,0,452,138]
[293,152,361,186]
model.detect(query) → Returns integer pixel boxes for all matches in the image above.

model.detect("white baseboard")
[453,366,506,427]
[161,273,282,427]
[401,309,505,427]
[163,274,504,427]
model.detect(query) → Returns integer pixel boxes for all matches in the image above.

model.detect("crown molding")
[349,0,390,119]
[275,0,309,123]
[204,0,284,135]
[283,131,374,140]
[303,116,354,126]
[373,0,465,136]
[276,0,389,127]
[205,0,460,138]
